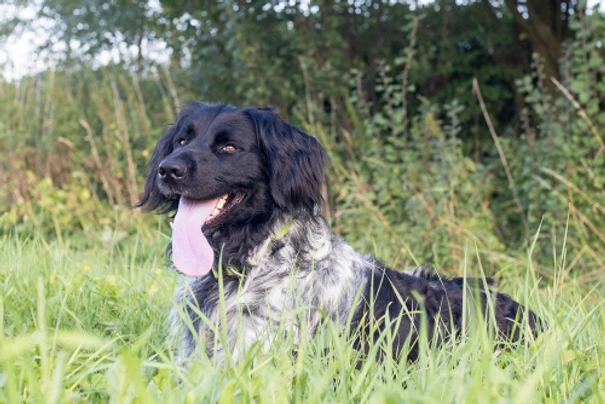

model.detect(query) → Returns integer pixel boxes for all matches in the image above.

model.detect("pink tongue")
[172,197,217,277]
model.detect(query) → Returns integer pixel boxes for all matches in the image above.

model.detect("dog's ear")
[245,108,325,212]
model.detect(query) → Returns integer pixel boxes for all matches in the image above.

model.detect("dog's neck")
[203,209,320,273]
[246,212,333,267]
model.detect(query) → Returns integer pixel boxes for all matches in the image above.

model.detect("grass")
[1,218,604,403]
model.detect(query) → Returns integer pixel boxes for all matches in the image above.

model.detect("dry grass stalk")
[472,78,529,239]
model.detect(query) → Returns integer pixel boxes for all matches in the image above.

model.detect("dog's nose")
[158,159,186,181]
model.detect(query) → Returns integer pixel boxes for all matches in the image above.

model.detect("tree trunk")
[500,0,573,94]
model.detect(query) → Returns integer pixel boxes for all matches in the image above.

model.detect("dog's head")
[137,102,325,235]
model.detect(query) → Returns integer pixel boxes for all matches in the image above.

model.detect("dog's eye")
[178,138,187,146]
[221,145,237,153]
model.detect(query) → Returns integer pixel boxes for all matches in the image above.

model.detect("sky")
[1,0,604,81]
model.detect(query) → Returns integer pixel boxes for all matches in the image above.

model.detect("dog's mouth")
[201,192,245,232]
[171,192,244,277]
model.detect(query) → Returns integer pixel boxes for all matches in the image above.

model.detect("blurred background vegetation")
[1,0,604,279]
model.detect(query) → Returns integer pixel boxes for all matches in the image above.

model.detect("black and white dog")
[137,103,540,363]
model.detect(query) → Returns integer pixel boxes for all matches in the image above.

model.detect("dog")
[137,102,541,364]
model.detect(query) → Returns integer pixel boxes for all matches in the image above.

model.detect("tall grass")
[1,225,604,402]
[0,66,178,243]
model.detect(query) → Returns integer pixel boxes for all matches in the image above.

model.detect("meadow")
[2,9,605,399]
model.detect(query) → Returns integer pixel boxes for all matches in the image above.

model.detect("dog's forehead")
[209,110,255,135]
[185,108,254,139]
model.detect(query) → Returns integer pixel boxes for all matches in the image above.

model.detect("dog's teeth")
[170,221,174,229]
[203,195,233,224]
[206,207,221,222]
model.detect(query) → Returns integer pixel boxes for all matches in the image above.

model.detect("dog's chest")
[175,223,370,362]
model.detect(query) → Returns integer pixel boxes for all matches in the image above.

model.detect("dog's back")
[357,265,541,361]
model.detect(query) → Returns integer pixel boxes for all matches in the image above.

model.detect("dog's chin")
[158,182,180,200]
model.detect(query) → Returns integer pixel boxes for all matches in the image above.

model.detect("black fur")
[353,265,538,361]
[245,108,325,212]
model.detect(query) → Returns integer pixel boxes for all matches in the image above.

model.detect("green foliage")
[3,0,565,134]
[322,83,505,270]
[497,10,605,274]
[1,9,604,275]
[313,9,605,275]
[0,66,178,242]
